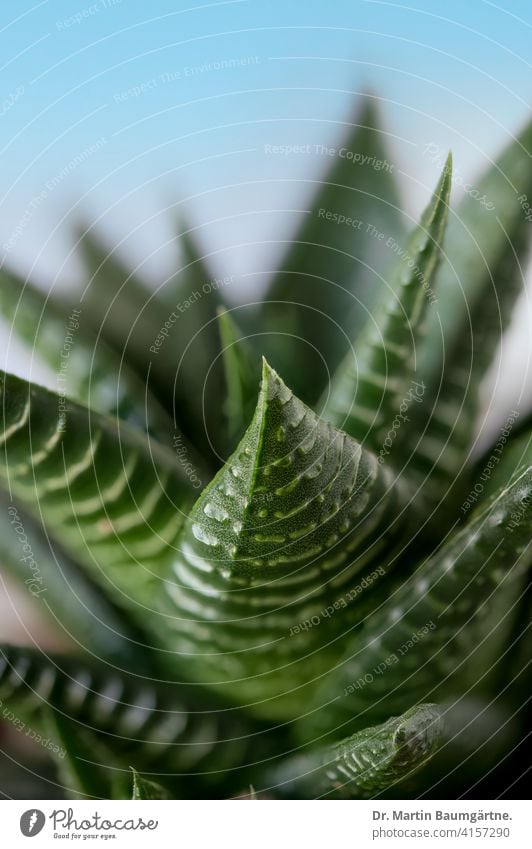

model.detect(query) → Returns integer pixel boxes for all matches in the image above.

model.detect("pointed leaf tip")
[270,703,442,798]
[162,361,421,717]
[429,153,452,215]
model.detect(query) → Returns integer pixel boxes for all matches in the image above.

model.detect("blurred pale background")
[1,0,531,644]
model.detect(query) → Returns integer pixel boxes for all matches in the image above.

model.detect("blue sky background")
[0,0,531,420]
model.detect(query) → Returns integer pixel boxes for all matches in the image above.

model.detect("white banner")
[1,799,528,848]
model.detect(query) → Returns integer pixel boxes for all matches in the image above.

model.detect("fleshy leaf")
[302,466,532,740]
[131,768,170,800]
[78,222,223,459]
[467,416,531,507]
[269,704,441,799]
[160,220,225,457]
[0,644,256,789]
[422,119,532,384]
[0,369,202,622]
[76,223,161,373]
[403,120,532,493]
[259,98,405,402]
[161,360,420,719]
[217,307,261,452]
[44,710,113,799]
[0,495,145,669]
[323,156,451,449]
[0,266,174,442]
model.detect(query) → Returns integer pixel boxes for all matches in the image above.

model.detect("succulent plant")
[0,99,531,800]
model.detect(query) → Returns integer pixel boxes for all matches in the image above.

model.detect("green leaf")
[0,644,257,786]
[158,220,225,458]
[76,223,161,372]
[468,416,531,507]
[44,710,113,799]
[423,119,532,384]
[269,704,442,798]
[161,360,421,719]
[259,98,405,403]
[323,156,452,450]
[403,120,532,493]
[164,217,219,309]
[131,768,170,800]
[0,495,146,669]
[217,307,261,452]
[457,421,532,687]
[0,368,203,621]
[0,267,174,442]
[303,466,532,740]
[78,222,223,460]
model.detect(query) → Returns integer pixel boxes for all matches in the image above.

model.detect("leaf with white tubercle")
[0,369,206,624]
[160,359,422,719]
[403,120,532,492]
[401,225,529,502]
[300,466,532,741]
[0,644,257,787]
[266,704,442,798]
[323,156,451,450]
[471,419,532,506]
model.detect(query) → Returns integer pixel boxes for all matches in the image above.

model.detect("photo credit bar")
[2,800,529,848]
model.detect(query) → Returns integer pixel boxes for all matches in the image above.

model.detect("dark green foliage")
[0,99,531,799]
[268,704,442,798]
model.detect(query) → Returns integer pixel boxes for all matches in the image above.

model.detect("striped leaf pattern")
[0,644,254,785]
[323,157,451,451]
[0,369,198,620]
[0,97,531,799]
[161,360,420,719]
[269,704,442,799]
[302,467,532,741]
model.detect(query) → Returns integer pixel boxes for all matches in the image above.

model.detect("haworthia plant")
[300,467,532,742]
[0,97,531,799]
[0,644,279,797]
[159,359,419,718]
[267,704,442,799]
